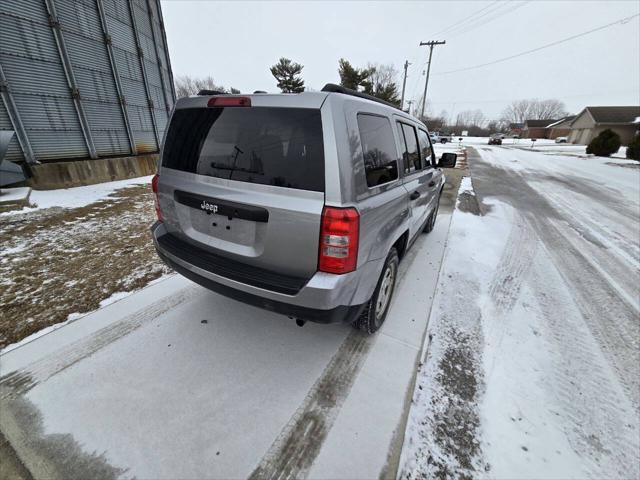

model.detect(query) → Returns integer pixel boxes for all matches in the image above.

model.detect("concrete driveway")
[0,181,459,479]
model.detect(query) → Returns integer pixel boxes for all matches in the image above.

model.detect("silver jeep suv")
[151,84,456,333]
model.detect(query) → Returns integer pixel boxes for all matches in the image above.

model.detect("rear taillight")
[318,206,359,274]
[207,96,251,107]
[151,173,163,222]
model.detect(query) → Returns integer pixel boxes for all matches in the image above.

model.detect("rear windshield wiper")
[210,162,261,175]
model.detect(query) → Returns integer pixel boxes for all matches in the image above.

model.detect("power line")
[408,2,523,108]
[444,1,515,37]
[447,1,531,39]
[435,13,640,75]
[430,0,501,37]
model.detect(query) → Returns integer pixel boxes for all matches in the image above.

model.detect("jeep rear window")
[162,107,325,192]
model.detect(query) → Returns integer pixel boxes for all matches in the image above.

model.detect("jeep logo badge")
[200,200,219,214]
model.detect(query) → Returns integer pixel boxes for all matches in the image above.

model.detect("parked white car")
[555,136,568,143]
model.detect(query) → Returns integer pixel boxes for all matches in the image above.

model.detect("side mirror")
[438,152,457,168]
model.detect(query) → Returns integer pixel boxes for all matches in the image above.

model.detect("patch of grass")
[0,184,170,349]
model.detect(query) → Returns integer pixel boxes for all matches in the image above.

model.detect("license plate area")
[190,209,257,246]
[175,190,268,248]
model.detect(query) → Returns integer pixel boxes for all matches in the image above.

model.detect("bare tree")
[455,109,485,128]
[175,75,240,98]
[363,63,401,106]
[530,99,568,120]
[365,63,399,92]
[501,98,568,123]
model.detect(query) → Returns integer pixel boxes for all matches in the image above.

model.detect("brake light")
[151,173,163,222]
[319,207,359,274]
[207,96,251,107]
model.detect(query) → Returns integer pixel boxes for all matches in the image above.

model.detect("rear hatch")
[158,95,327,282]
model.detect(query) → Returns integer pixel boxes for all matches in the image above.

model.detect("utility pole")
[419,40,445,119]
[400,60,411,111]
[406,99,414,115]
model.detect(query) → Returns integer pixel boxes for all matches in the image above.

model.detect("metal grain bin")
[0,0,175,165]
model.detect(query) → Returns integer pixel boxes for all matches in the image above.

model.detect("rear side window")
[417,129,435,167]
[162,107,325,191]
[397,122,422,173]
[357,114,399,188]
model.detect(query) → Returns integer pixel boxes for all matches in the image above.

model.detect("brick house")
[523,119,558,139]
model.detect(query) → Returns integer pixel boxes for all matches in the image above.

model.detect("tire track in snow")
[0,286,202,398]
[526,211,640,410]
[533,187,639,310]
[488,213,538,315]
[470,151,639,411]
[249,330,372,480]
[529,260,640,478]
[483,211,539,383]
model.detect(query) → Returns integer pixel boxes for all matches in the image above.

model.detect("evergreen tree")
[338,59,374,91]
[626,134,640,161]
[270,58,305,93]
[586,129,621,157]
[338,60,400,106]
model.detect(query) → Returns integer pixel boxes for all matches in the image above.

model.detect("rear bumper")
[151,222,375,324]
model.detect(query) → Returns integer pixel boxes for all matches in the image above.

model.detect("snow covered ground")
[0,185,459,478]
[454,135,631,159]
[0,175,153,216]
[400,145,639,478]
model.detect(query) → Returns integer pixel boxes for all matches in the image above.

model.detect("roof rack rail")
[197,89,228,96]
[320,83,401,110]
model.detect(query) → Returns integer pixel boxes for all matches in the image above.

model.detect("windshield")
[162,107,325,191]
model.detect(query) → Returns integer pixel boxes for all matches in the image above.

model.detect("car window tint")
[162,107,325,191]
[417,129,435,167]
[396,123,411,174]
[357,114,399,188]
[400,123,421,172]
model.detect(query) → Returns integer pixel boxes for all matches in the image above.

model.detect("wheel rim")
[375,263,396,324]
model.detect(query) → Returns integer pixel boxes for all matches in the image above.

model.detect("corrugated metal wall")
[0,0,175,164]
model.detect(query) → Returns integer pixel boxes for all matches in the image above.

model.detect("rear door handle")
[428,180,436,187]
[409,191,420,200]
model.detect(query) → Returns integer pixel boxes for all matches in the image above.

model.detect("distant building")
[569,106,640,145]
[546,116,575,139]
[523,119,558,139]
[508,123,524,137]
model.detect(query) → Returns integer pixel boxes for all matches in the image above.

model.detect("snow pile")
[2,175,153,216]
[399,180,511,479]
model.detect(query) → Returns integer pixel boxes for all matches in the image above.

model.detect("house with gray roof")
[546,116,575,139]
[569,106,640,145]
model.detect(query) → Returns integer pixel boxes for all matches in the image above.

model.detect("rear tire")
[353,248,399,334]
[424,192,441,233]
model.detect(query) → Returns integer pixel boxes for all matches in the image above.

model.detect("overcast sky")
[161,0,639,120]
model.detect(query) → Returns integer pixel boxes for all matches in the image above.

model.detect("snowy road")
[400,144,640,479]
[475,146,639,403]
[0,202,455,479]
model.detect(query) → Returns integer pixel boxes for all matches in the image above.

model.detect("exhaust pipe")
[295,319,306,327]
